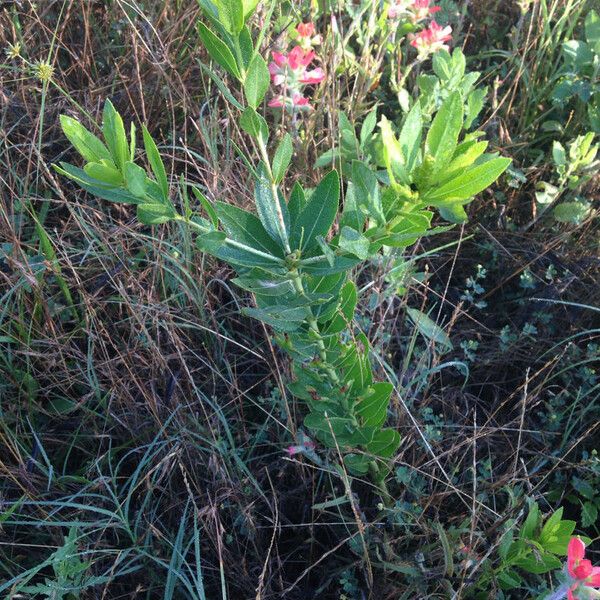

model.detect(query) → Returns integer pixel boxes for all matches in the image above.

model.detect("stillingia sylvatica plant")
[55,0,510,496]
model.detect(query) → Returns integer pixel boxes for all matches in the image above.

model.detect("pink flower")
[567,538,600,600]
[296,22,322,49]
[388,0,440,20]
[288,46,315,69]
[284,439,316,455]
[296,22,315,38]
[268,45,324,111]
[299,67,325,85]
[268,92,311,110]
[410,20,452,57]
[411,0,441,22]
[388,0,412,18]
[268,47,319,84]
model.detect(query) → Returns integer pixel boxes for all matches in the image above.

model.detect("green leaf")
[407,307,452,351]
[244,54,270,109]
[129,121,136,160]
[272,133,293,184]
[196,230,227,253]
[425,91,463,174]
[438,204,468,224]
[83,160,122,186]
[302,255,360,276]
[585,10,600,47]
[514,551,561,574]
[581,502,598,528]
[424,157,511,204]
[291,170,340,251]
[102,99,129,171]
[360,109,378,150]
[216,202,284,257]
[521,502,541,540]
[442,140,489,181]
[142,126,168,200]
[465,88,487,129]
[339,182,365,232]
[192,187,218,227]
[59,115,112,163]
[212,0,244,34]
[316,236,336,267]
[366,428,400,458]
[241,0,259,19]
[356,383,393,428]
[339,226,370,259]
[572,476,596,500]
[562,40,594,68]
[54,162,140,203]
[399,101,422,174]
[240,106,268,140]
[543,520,576,554]
[379,115,408,185]
[243,305,308,332]
[304,412,355,442]
[254,163,289,249]
[233,275,294,297]
[288,181,307,227]
[497,570,522,590]
[123,161,148,198]
[351,160,384,224]
[432,49,452,80]
[324,281,357,334]
[344,453,370,476]
[198,23,241,79]
[553,201,589,224]
[137,203,175,225]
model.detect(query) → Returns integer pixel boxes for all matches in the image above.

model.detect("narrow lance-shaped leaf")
[212,0,244,34]
[290,170,340,252]
[142,125,169,201]
[254,163,290,250]
[424,157,511,204]
[399,101,423,175]
[59,115,112,163]
[272,134,293,184]
[244,54,270,109]
[102,99,129,171]
[198,23,241,79]
[425,91,463,174]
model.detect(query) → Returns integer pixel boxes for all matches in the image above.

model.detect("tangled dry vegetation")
[1,0,599,598]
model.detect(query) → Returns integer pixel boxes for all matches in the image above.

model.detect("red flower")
[410,20,452,57]
[299,67,325,85]
[268,47,322,84]
[296,22,322,49]
[411,0,441,21]
[388,0,441,21]
[296,22,315,38]
[268,92,311,110]
[567,538,600,600]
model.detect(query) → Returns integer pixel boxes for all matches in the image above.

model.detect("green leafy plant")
[20,527,91,599]
[530,131,598,227]
[551,9,600,133]
[475,501,577,594]
[55,0,509,495]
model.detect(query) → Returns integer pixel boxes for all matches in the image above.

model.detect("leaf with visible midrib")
[425,92,463,173]
[424,157,511,204]
[216,202,284,257]
[291,170,340,251]
[254,163,289,249]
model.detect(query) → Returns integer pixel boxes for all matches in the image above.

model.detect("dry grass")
[0,0,599,598]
